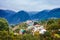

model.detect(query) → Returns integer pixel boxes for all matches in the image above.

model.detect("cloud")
[0,0,60,11]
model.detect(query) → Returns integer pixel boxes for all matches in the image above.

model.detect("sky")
[0,0,60,11]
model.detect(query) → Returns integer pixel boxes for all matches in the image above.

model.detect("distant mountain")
[0,10,30,24]
[0,9,16,24]
[31,10,50,20]
[28,11,38,15]
[0,8,60,24]
[8,11,30,24]
[0,10,9,18]
[48,8,60,18]
[28,11,38,19]
[31,8,60,20]
[0,10,16,18]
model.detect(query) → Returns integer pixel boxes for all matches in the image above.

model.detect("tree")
[0,18,9,31]
[46,19,60,30]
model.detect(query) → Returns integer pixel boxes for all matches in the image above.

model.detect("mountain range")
[0,8,60,24]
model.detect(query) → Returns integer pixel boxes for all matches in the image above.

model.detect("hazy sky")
[0,0,60,11]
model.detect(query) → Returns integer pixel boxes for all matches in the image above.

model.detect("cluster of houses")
[12,20,47,35]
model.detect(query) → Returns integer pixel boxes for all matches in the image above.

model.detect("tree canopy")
[0,18,9,31]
